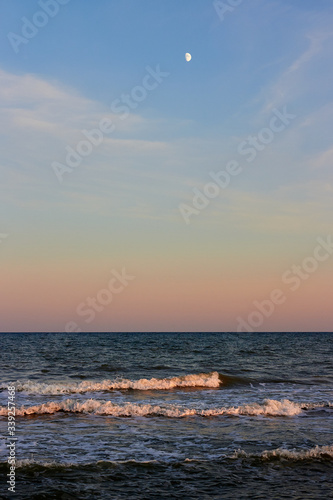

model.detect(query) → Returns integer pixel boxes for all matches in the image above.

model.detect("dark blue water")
[0,332,332,499]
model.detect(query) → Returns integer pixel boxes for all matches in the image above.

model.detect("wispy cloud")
[261,30,333,115]
[0,68,172,211]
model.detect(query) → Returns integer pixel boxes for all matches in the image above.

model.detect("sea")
[0,332,332,499]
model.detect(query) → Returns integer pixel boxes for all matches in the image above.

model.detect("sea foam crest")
[1,398,327,418]
[8,444,333,469]
[232,444,333,461]
[6,372,221,394]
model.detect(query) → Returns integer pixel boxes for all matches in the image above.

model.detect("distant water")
[0,332,332,499]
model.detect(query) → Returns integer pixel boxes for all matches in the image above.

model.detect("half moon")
[185,53,192,62]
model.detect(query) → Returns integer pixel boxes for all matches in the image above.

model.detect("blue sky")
[2,0,332,127]
[1,0,333,331]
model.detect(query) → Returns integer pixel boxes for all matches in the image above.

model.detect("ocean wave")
[3,372,221,394]
[232,444,333,461]
[0,444,331,471]
[1,398,331,418]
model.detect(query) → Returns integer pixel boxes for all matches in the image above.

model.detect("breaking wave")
[1,398,331,418]
[3,372,221,394]
[0,445,330,471]
[232,444,333,461]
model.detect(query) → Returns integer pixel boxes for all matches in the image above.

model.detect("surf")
[1,398,331,418]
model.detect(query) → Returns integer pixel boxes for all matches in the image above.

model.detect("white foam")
[6,372,221,394]
[224,398,304,417]
[0,398,327,418]
[14,458,159,469]
[15,458,74,469]
[11,444,333,468]
[232,444,333,461]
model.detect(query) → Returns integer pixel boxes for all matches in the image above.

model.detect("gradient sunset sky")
[1,0,332,332]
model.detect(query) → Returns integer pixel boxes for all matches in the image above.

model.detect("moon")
[185,53,192,62]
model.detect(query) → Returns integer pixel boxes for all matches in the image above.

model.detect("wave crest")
[0,444,330,470]
[5,372,221,394]
[232,444,333,461]
[1,398,329,418]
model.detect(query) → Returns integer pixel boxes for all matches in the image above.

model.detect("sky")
[0,0,333,332]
